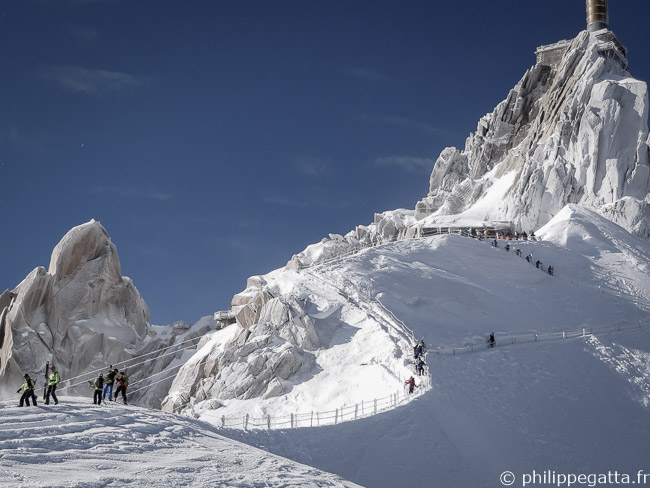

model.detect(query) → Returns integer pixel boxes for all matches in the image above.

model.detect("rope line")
[58,340,200,392]
[61,335,204,384]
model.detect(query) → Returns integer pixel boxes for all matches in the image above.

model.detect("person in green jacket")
[90,374,104,405]
[102,367,118,401]
[45,365,60,405]
[17,374,38,407]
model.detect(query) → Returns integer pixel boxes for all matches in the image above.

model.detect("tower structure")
[586,0,609,32]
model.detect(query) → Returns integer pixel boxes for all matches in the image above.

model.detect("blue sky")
[2,0,649,325]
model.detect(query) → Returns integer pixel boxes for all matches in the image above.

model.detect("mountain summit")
[414,29,649,236]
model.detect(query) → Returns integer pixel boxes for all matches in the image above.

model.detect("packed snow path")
[0,398,361,488]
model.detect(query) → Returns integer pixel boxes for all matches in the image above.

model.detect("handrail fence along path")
[213,375,431,431]
[431,318,650,356]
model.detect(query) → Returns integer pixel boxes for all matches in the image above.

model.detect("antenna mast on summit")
[586,0,609,32]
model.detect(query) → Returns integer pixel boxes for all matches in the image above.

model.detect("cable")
[58,341,200,392]
[62,334,204,384]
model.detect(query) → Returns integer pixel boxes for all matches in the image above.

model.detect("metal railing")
[430,318,650,356]
[209,373,431,431]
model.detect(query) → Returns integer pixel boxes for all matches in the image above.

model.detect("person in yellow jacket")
[45,365,60,405]
[90,374,104,405]
[17,374,38,407]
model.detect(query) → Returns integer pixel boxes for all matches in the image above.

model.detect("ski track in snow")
[0,398,361,488]
[586,335,650,406]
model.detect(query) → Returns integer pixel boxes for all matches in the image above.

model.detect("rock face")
[0,220,150,396]
[162,292,320,415]
[413,29,650,236]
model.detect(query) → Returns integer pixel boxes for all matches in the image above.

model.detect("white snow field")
[0,397,360,488]
[206,206,650,488]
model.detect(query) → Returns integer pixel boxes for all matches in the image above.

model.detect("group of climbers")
[471,228,536,241]
[413,338,426,359]
[89,366,129,405]
[17,364,60,407]
[407,338,428,394]
[17,363,129,407]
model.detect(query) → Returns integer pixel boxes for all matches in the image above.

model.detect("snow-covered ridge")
[166,205,650,428]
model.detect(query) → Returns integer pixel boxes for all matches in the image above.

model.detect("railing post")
[316,411,320,426]
[361,400,364,416]
[582,328,585,337]
[244,414,249,430]
[562,331,566,339]
[290,413,294,429]
[335,409,338,425]
[355,404,358,419]
[221,415,225,429]
[310,411,314,427]
[535,334,538,342]
[267,414,271,430]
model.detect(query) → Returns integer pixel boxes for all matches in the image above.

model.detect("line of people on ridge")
[491,241,555,276]
[406,338,428,394]
[470,228,536,241]
[16,364,129,407]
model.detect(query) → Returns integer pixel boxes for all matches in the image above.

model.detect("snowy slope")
[0,397,360,488]
[191,207,650,488]
[168,206,649,425]
[228,329,650,488]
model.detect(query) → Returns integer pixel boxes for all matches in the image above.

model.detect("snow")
[227,329,650,488]
[180,208,647,426]
[421,168,518,227]
[180,206,650,488]
[0,397,360,488]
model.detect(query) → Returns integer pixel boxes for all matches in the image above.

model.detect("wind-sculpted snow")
[0,398,360,488]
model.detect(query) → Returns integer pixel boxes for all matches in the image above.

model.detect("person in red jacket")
[113,371,129,405]
[405,376,415,394]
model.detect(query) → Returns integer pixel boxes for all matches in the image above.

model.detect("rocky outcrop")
[0,220,150,396]
[162,291,320,415]
[414,30,650,236]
